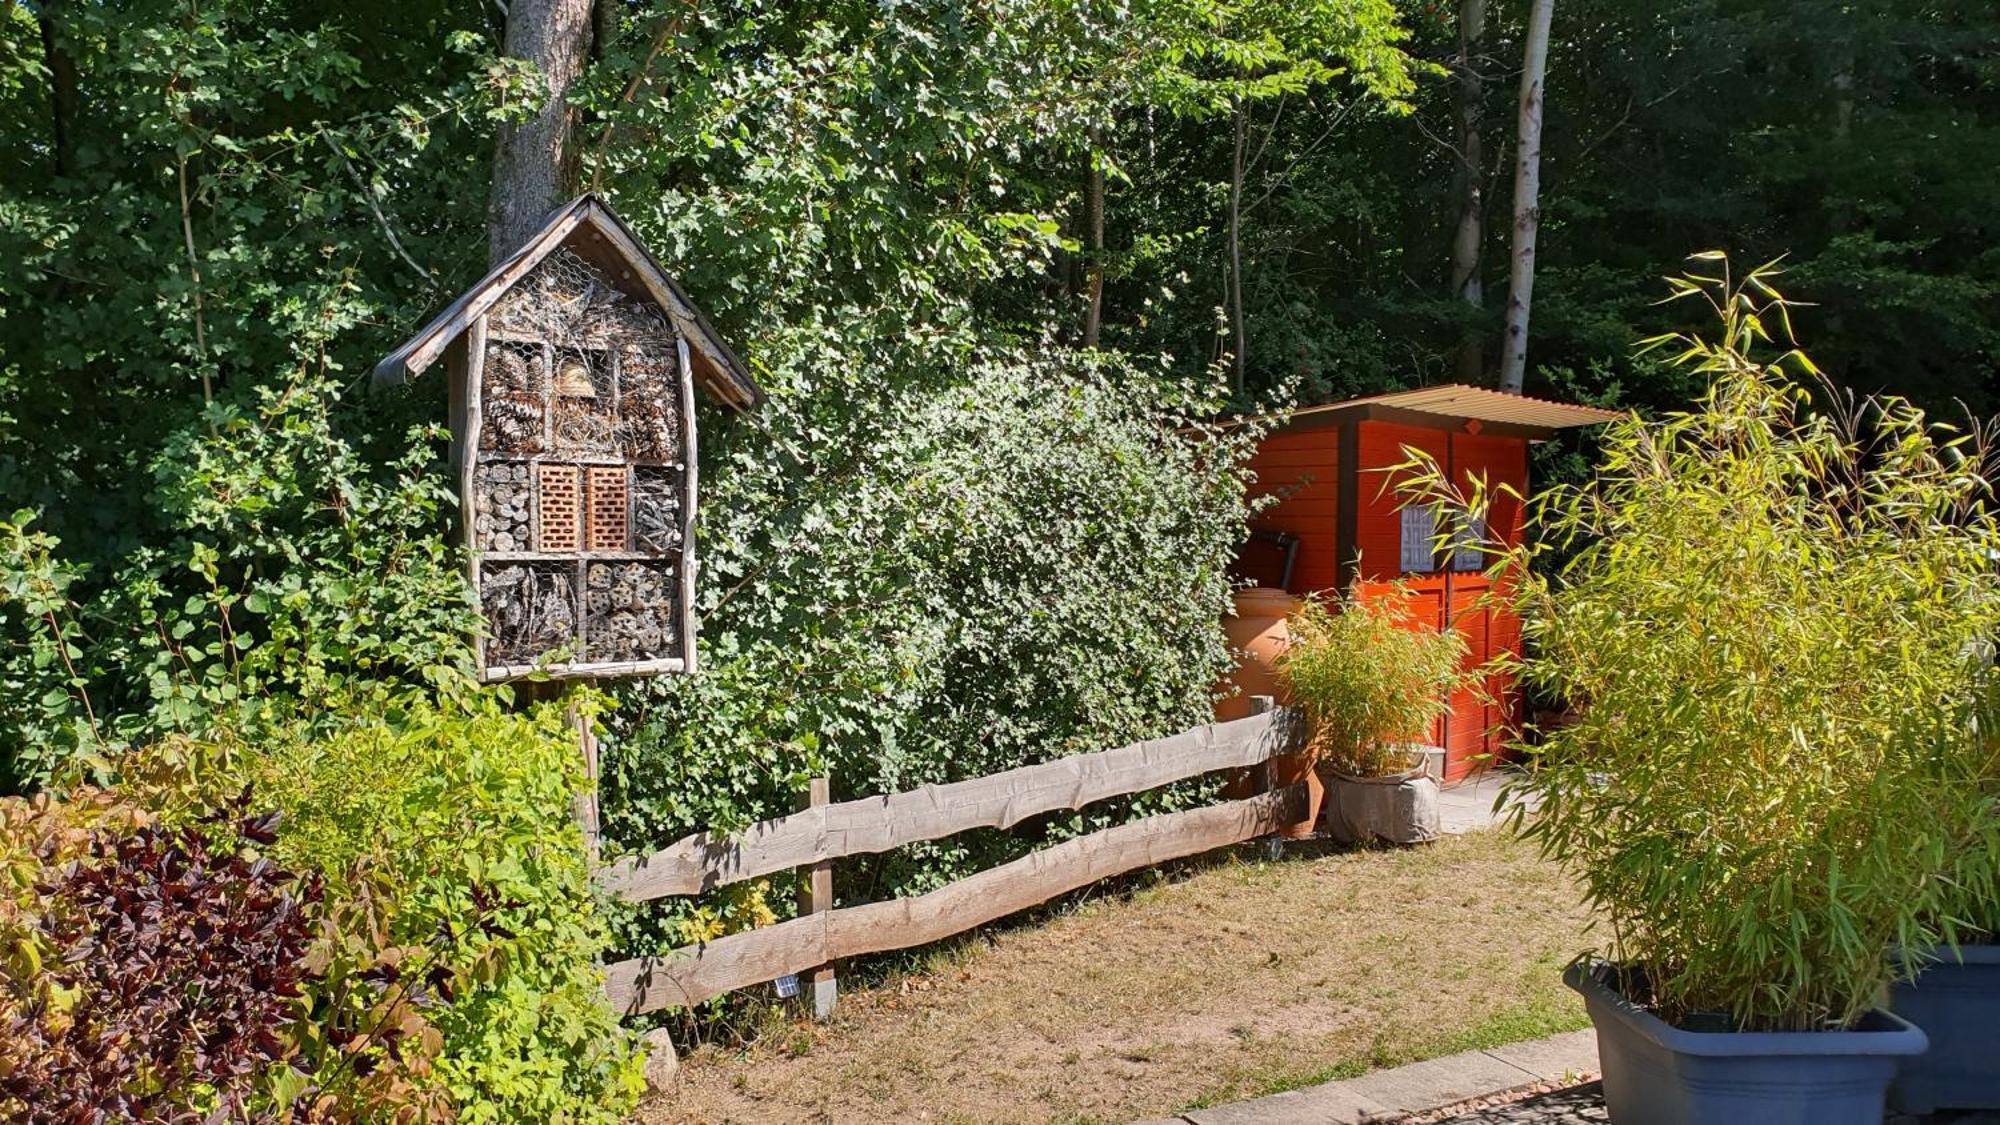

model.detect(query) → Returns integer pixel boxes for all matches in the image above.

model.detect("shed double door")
[1351,421,1526,783]
[1353,572,1508,783]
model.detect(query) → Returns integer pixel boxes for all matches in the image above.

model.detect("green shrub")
[1399,256,2000,1031]
[0,786,458,1121]
[0,367,481,792]
[130,693,641,1123]
[604,349,1259,924]
[1279,588,1464,777]
[0,808,319,1123]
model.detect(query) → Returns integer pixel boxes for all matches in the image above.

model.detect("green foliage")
[1403,258,2000,1031]
[0,0,506,534]
[8,0,1990,1051]
[1098,0,2000,413]
[129,694,642,1123]
[0,360,480,789]
[0,0,508,788]
[0,516,101,784]
[1279,588,1464,777]
[0,689,636,1122]
[1524,0,2000,412]
[604,351,1257,910]
[0,786,455,1121]
[1133,0,1423,117]
[574,0,1324,930]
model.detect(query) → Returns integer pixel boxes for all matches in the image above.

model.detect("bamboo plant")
[1395,254,2000,1032]
[1279,587,1465,778]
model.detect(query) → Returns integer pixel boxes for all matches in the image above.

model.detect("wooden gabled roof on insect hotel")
[372,193,763,411]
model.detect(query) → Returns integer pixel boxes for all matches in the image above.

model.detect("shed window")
[1399,506,1435,573]
[1451,513,1487,572]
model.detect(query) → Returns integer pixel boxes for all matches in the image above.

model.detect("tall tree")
[1082,137,1106,348]
[488,0,595,263]
[1498,0,1554,394]
[1448,0,1486,383]
[36,0,78,178]
[1227,97,1248,389]
[1128,0,1418,396]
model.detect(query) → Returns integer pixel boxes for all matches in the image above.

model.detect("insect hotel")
[375,195,761,681]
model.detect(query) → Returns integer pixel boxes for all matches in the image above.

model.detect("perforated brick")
[537,463,582,552]
[587,465,629,551]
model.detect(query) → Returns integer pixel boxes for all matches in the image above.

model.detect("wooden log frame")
[376,195,753,686]
[603,783,1306,1014]
[595,707,1298,901]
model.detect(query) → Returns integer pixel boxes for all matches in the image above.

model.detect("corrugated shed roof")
[1234,384,1619,434]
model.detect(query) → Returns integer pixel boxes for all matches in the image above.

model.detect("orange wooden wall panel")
[1448,431,1528,553]
[1444,430,1528,771]
[1349,421,1530,778]
[1242,428,1339,593]
[1353,422,1448,583]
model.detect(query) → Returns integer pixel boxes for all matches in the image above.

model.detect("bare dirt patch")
[641,829,1592,1125]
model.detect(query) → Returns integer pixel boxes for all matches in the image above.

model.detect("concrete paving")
[1138,1029,1598,1124]
[1436,769,1533,835]
[1429,1082,2000,1124]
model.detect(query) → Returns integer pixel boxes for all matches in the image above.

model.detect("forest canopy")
[1,0,1995,837]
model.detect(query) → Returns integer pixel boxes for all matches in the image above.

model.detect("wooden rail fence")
[594,705,1302,1015]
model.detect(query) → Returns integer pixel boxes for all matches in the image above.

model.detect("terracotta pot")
[1215,587,1300,722]
[1216,588,1320,834]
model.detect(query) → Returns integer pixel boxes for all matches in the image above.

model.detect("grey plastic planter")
[1890,943,2000,1113]
[1565,960,1928,1125]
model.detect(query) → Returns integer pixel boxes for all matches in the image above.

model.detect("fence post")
[799,775,837,1020]
[1249,695,1284,860]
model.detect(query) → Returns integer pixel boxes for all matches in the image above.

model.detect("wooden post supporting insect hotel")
[373,191,762,931]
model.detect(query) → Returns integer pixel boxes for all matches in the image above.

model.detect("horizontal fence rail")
[604,784,1305,1014]
[594,708,1295,901]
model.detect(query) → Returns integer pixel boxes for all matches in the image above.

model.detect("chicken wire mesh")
[469,246,691,674]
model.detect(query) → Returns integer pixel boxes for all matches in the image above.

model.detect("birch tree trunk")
[1498,0,1555,395]
[488,0,596,265]
[1448,0,1487,384]
[1227,97,1248,393]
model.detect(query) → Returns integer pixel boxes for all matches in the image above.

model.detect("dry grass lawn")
[642,828,1593,1125]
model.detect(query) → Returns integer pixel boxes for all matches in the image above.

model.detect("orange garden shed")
[1233,385,1615,782]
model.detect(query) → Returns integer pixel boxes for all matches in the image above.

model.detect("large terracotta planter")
[1215,587,1299,722]
[1216,588,1320,836]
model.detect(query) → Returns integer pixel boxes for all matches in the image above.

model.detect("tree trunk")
[1498,0,1555,396]
[1448,0,1486,384]
[1831,47,1855,152]
[1227,97,1247,393]
[38,0,78,178]
[488,0,596,265]
[1082,139,1106,349]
